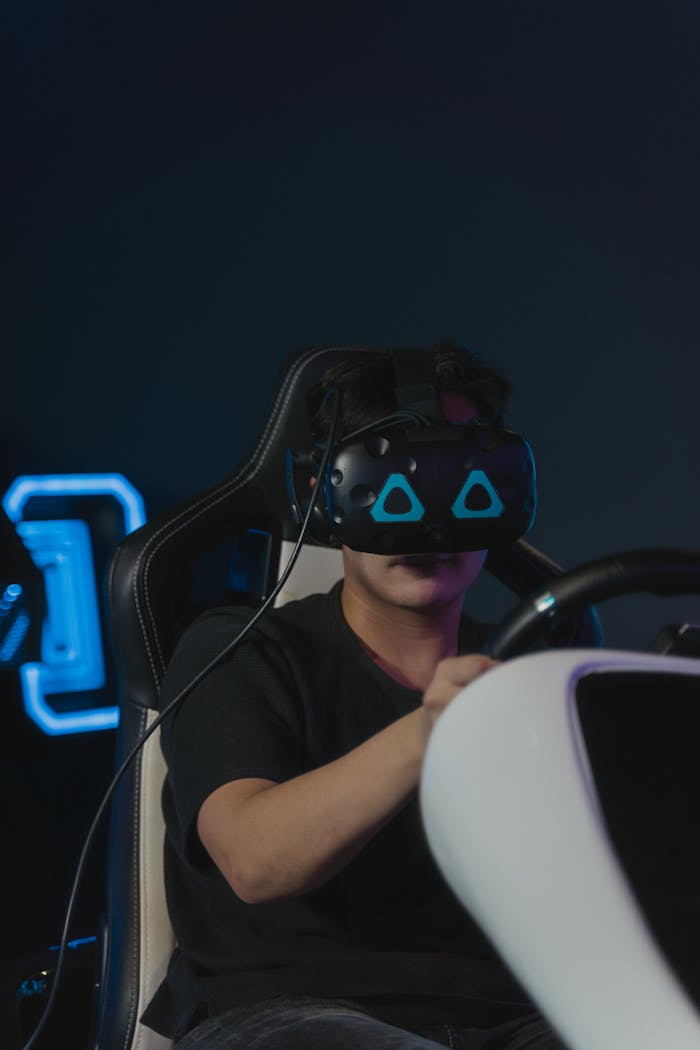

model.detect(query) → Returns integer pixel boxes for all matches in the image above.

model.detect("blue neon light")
[16,977,49,1002]
[0,583,29,663]
[16,519,111,735]
[0,612,30,663]
[20,664,118,734]
[3,473,146,532]
[451,470,504,520]
[2,473,147,736]
[370,474,425,523]
[0,584,22,613]
[49,934,97,952]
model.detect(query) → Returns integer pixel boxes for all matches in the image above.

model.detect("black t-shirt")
[143,582,531,1038]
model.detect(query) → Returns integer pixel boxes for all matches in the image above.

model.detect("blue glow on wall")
[2,474,146,736]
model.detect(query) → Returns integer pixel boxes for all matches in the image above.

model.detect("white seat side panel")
[134,713,175,1050]
[128,542,342,1049]
[274,541,343,607]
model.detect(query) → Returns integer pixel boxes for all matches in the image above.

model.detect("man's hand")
[422,654,499,729]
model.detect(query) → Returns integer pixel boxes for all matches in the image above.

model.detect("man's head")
[305,339,511,443]
[304,341,513,616]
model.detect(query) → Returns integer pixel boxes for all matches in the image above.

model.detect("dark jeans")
[175,995,569,1049]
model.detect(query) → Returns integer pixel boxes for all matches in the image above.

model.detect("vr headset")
[287,350,536,555]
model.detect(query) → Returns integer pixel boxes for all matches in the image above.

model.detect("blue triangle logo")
[370,473,425,523]
[451,470,504,519]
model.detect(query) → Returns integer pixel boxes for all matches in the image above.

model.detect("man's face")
[341,391,487,614]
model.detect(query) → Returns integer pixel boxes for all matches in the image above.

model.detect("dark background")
[5,0,700,1039]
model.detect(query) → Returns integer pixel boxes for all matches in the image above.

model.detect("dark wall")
[9,3,698,648]
[5,0,700,990]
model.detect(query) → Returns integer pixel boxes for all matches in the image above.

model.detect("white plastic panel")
[420,648,700,1050]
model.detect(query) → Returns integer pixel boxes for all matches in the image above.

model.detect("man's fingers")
[422,654,500,719]
[435,654,498,686]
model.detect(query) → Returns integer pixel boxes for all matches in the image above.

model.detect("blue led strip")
[0,612,30,664]
[2,474,146,736]
[0,584,30,663]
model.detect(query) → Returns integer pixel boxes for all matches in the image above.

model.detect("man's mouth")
[390,553,457,569]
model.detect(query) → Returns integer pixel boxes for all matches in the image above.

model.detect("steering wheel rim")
[484,547,700,660]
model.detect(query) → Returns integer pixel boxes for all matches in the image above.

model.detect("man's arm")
[197,653,496,904]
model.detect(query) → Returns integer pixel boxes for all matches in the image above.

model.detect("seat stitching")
[134,346,360,691]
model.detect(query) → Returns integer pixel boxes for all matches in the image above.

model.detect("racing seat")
[95,345,600,1050]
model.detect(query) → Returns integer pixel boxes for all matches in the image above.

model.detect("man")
[143,342,567,1049]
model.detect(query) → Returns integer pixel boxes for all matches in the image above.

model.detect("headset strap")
[388,349,444,421]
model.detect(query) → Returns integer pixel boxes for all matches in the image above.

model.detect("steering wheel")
[484,547,700,660]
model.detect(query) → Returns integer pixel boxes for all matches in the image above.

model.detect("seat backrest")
[96,346,358,1049]
[95,345,601,1050]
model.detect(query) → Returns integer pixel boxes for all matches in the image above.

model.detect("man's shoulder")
[179,586,339,656]
[160,587,342,707]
